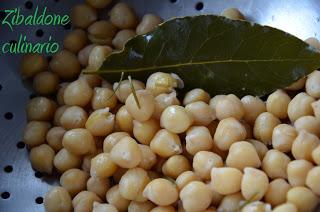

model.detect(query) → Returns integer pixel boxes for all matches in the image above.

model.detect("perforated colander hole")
[16,141,26,149]
[24,1,33,9]
[0,84,2,91]
[35,197,43,204]
[4,112,13,120]
[195,2,204,11]
[29,93,37,99]
[63,23,71,30]
[9,40,17,45]
[34,172,43,178]
[1,192,10,199]
[3,165,13,173]
[169,0,178,3]
[0,11,6,21]
[36,29,44,38]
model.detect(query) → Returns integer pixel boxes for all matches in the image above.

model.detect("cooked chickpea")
[53,148,82,172]
[292,130,320,161]
[262,149,291,179]
[79,72,102,89]
[151,206,175,212]
[264,178,291,207]
[62,129,95,155]
[26,97,56,121]
[115,106,133,133]
[63,29,87,53]
[72,191,101,212]
[162,155,191,179]
[146,72,180,97]
[180,181,213,211]
[311,99,320,119]
[305,166,320,195]
[88,21,117,45]
[286,186,319,212]
[183,88,210,105]
[87,177,110,199]
[93,202,118,212]
[85,108,115,136]
[110,136,142,168]
[305,37,320,50]
[86,0,112,9]
[253,112,280,144]
[294,115,320,137]
[90,153,117,178]
[306,70,320,98]
[64,79,93,107]
[185,126,213,155]
[288,158,313,187]
[287,92,315,122]
[214,117,247,150]
[50,50,81,80]
[46,127,66,151]
[185,101,215,126]
[161,105,193,133]
[20,53,48,79]
[138,144,157,170]
[128,201,155,212]
[71,4,97,28]
[266,89,291,119]
[217,193,244,212]
[272,124,297,152]
[109,3,138,29]
[113,79,145,103]
[53,105,69,126]
[153,92,180,119]
[133,119,160,145]
[60,106,88,130]
[221,8,245,20]
[23,121,51,147]
[136,14,162,35]
[248,139,268,160]
[44,186,72,212]
[143,178,178,206]
[91,87,117,110]
[103,132,129,153]
[175,171,201,190]
[56,83,69,106]
[106,185,130,211]
[211,189,224,207]
[33,71,59,95]
[209,95,226,112]
[226,141,261,170]
[78,44,97,67]
[113,168,128,183]
[286,77,306,90]
[210,167,243,195]
[112,29,136,50]
[215,94,244,120]
[241,201,271,212]
[150,129,182,157]
[193,151,222,180]
[88,45,113,70]
[273,203,298,212]
[241,95,266,125]
[312,145,320,165]
[60,168,88,197]
[29,144,55,174]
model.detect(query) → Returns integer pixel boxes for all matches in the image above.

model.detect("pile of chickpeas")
[19,1,320,211]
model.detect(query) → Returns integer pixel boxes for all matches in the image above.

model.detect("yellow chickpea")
[50,50,81,80]
[62,128,96,155]
[92,87,117,110]
[60,168,89,197]
[193,151,223,180]
[272,124,297,152]
[112,29,136,50]
[87,21,117,45]
[29,144,55,174]
[106,185,130,211]
[133,118,160,145]
[160,105,193,133]
[109,3,138,29]
[90,153,117,178]
[185,126,214,155]
[287,159,313,187]
[312,145,320,165]
[262,149,291,179]
[273,203,298,212]
[72,191,102,212]
[241,95,266,125]
[138,144,157,170]
[85,108,115,137]
[126,90,155,122]
[114,79,145,103]
[294,115,320,137]
[153,92,180,119]
[287,92,315,122]
[128,201,155,212]
[150,129,182,158]
[87,177,110,199]
[217,193,244,212]
[286,77,306,91]
[116,106,134,133]
[63,29,87,53]
[253,112,281,144]
[103,132,130,153]
[266,89,291,119]
[44,186,72,212]
[175,171,201,190]
[221,8,245,20]
[23,121,51,148]
[26,97,56,121]
[53,148,82,172]
[20,53,48,79]
[162,155,191,179]
[64,79,93,107]
[46,127,66,152]
[264,178,291,207]
[136,14,163,35]
[215,94,245,120]
[60,106,88,130]
[286,187,319,212]
[248,139,268,160]
[306,70,320,98]
[185,101,216,126]
[291,130,320,161]
[210,167,243,195]
[306,166,320,195]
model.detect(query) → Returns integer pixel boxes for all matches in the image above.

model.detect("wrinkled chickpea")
[63,29,87,53]
[109,3,138,29]
[71,4,97,29]
[50,50,81,80]
[136,14,163,35]
[20,53,48,79]
[29,144,55,174]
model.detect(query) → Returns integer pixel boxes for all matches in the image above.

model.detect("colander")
[0,0,320,211]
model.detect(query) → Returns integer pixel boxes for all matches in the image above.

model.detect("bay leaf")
[97,15,320,97]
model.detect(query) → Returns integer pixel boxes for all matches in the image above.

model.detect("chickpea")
[193,151,223,180]
[248,139,268,160]
[273,203,298,212]
[136,14,162,35]
[33,71,59,95]
[56,83,69,106]
[262,149,291,179]
[138,144,157,170]
[71,4,97,28]
[305,37,320,50]
[26,97,56,121]
[60,106,88,130]
[286,77,306,90]
[185,126,213,155]
[241,95,266,125]
[102,132,129,153]
[87,45,113,70]
[306,71,320,98]
[266,89,291,119]
[183,88,210,105]
[242,121,253,139]
[91,87,117,110]
[311,99,320,119]
[207,120,219,136]
[175,171,201,190]
[185,101,216,126]
[128,201,155,212]
[109,3,138,29]
[64,79,93,107]
[53,148,82,172]
[62,129,95,155]
[210,167,243,195]
[143,178,178,206]
[180,181,213,211]
[119,168,150,202]
[214,117,247,151]
[60,168,88,197]
[29,144,55,174]
[153,92,180,119]
[20,53,48,79]
[110,136,142,168]
[209,95,226,112]
[112,29,136,50]
[215,94,244,120]
[23,121,51,147]
[305,166,320,195]
[221,8,245,20]
[312,145,320,165]
[72,191,102,212]
[151,206,175,212]
[287,159,312,187]
[287,92,315,122]
[90,153,117,178]
[88,21,117,46]
[286,186,319,212]
[53,105,69,126]
[86,0,112,9]
[217,193,244,212]
[160,105,193,133]
[241,201,271,212]
[106,185,130,212]
[146,72,179,97]
[44,186,72,212]
[226,141,261,170]
[78,44,97,67]
[253,112,280,144]
[93,202,118,212]
[292,130,320,161]
[150,129,182,157]
[162,155,191,179]
[115,106,133,133]
[272,124,297,153]
[80,73,102,90]
[63,29,87,53]
[87,177,110,199]
[265,178,291,207]
[294,115,320,137]
[133,118,160,145]
[50,50,81,80]
[113,79,145,103]
[85,108,115,136]
[46,127,66,151]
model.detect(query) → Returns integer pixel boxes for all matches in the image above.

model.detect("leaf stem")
[128,75,141,109]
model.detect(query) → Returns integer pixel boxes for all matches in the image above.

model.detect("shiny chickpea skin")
[264,178,291,207]
[291,130,320,161]
[86,0,112,9]
[128,201,155,212]
[193,151,223,180]
[116,105,134,133]
[138,144,157,170]
[50,50,81,80]
[183,88,210,106]
[180,181,213,212]
[311,99,320,119]
[286,77,306,90]
[262,149,291,179]
[143,178,178,206]
[63,29,87,53]
[88,45,113,70]
[93,202,118,212]
[88,21,117,45]
[312,145,320,165]
[113,79,145,103]
[91,87,117,110]
[151,206,175,212]
[209,95,226,112]
[53,105,69,126]
[306,70,320,98]
[185,126,213,155]
[23,121,51,147]
[146,72,180,97]
[79,73,103,88]
[20,53,48,79]
[136,14,163,35]
[44,186,72,212]
[85,108,115,136]
[71,4,97,29]
[81,154,97,173]
[210,167,243,195]
[294,115,320,137]
[87,177,110,199]
[241,168,269,201]
[53,148,82,172]
[175,171,201,190]
[221,8,245,20]
[109,3,138,29]
[56,83,69,106]
[112,29,136,50]
[133,118,160,145]
[46,127,66,152]
[29,144,55,174]
[62,128,96,155]
[162,155,191,179]
[215,94,245,120]
[64,79,93,107]
[272,124,297,153]
[214,117,247,151]
[273,203,298,212]
[72,191,102,212]
[78,44,97,67]
[106,185,130,212]
[306,166,320,195]
[287,92,315,122]
[185,101,216,126]
[286,186,319,212]
[26,97,56,121]
[160,105,193,133]
[253,112,281,144]
[217,193,244,212]
[60,168,89,197]
[103,132,130,153]
[90,153,117,178]
[33,71,59,95]
[226,141,261,170]
[153,92,180,119]
[305,37,320,50]
[266,89,291,119]
[240,95,266,125]
[248,139,268,160]
[60,106,88,130]
[241,201,271,212]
